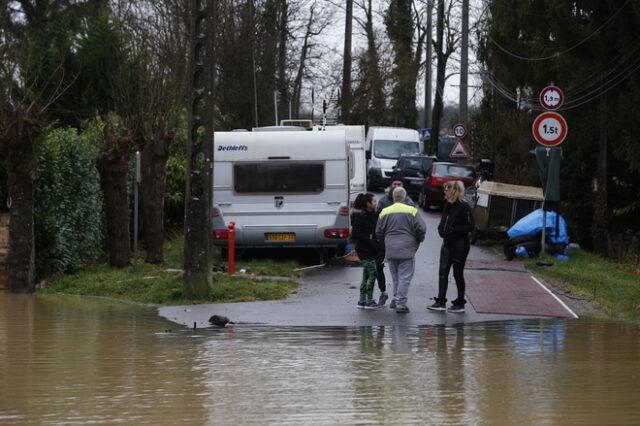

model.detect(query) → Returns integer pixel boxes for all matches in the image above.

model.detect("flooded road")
[1,293,639,425]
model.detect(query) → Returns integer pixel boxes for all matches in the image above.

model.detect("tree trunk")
[97,122,132,267]
[2,109,39,293]
[276,0,289,120]
[431,0,445,154]
[141,130,172,264]
[364,0,385,124]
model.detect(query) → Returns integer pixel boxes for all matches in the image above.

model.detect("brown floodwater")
[1,293,639,425]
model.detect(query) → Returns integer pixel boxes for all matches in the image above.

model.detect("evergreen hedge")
[35,121,105,277]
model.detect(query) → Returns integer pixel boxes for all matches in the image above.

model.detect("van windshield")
[234,162,324,193]
[373,140,420,159]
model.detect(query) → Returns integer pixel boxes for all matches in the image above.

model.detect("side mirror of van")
[365,151,371,160]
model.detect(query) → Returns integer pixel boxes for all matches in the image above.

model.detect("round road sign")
[539,85,564,110]
[532,111,568,147]
[452,123,467,138]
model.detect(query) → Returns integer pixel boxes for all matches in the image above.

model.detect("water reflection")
[1,293,640,425]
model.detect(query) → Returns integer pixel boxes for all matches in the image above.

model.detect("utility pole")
[341,0,353,124]
[184,0,215,298]
[424,0,433,139]
[430,0,445,155]
[460,0,469,124]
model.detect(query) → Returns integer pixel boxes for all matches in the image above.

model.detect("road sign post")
[535,85,566,254]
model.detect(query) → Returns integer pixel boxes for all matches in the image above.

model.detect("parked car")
[418,162,477,210]
[392,154,437,196]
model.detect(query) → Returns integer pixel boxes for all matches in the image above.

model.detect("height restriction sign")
[539,85,564,110]
[532,111,568,147]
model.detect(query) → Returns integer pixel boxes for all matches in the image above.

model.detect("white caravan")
[211,130,350,250]
[365,126,421,190]
[318,124,366,200]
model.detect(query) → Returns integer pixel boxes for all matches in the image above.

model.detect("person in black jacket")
[351,193,381,309]
[428,180,474,313]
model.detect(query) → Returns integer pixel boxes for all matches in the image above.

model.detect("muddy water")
[1,293,639,425]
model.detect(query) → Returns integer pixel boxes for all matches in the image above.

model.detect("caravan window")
[234,162,324,193]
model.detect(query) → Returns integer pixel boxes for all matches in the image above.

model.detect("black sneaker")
[447,304,465,313]
[427,301,446,312]
[356,300,366,309]
[395,305,410,314]
[389,299,397,309]
[364,300,380,310]
[378,292,389,306]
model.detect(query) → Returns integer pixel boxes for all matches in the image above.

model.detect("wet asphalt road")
[159,201,577,328]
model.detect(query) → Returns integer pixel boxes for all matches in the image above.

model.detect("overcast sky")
[311,0,485,112]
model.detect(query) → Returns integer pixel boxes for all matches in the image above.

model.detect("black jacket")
[438,201,473,241]
[350,210,380,260]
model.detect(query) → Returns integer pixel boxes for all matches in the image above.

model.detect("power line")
[485,0,632,62]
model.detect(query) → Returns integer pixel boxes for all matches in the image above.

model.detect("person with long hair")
[428,180,474,313]
[351,193,381,309]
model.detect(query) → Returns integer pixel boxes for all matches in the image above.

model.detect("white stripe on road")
[530,275,579,319]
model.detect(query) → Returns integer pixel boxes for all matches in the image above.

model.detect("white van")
[211,130,350,250]
[365,126,421,190]
[318,124,366,200]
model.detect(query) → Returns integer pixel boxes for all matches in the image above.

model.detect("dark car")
[392,155,438,196]
[418,162,477,210]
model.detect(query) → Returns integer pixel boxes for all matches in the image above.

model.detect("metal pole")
[424,0,433,134]
[460,0,469,124]
[133,151,140,255]
[541,207,547,254]
[274,91,278,125]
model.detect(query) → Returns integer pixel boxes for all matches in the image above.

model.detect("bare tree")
[0,0,89,292]
[291,1,333,117]
[116,0,190,264]
[431,0,460,151]
[351,0,387,125]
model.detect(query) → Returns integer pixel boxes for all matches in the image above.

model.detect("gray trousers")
[387,257,415,307]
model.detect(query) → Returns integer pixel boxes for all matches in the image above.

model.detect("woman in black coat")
[427,180,474,313]
[351,193,381,309]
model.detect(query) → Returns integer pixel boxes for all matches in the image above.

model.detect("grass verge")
[38,234,301,306]
[524,248,640,322]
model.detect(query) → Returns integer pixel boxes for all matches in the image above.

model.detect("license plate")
[266,233,295,241]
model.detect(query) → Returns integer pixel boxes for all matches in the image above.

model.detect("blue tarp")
[507,209,569,244]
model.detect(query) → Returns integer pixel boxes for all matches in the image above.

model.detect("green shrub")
[35,121,105,277]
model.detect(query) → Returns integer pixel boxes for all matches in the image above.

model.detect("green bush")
[35,121,105,277]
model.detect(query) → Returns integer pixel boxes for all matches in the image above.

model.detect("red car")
[418,162,477,210]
